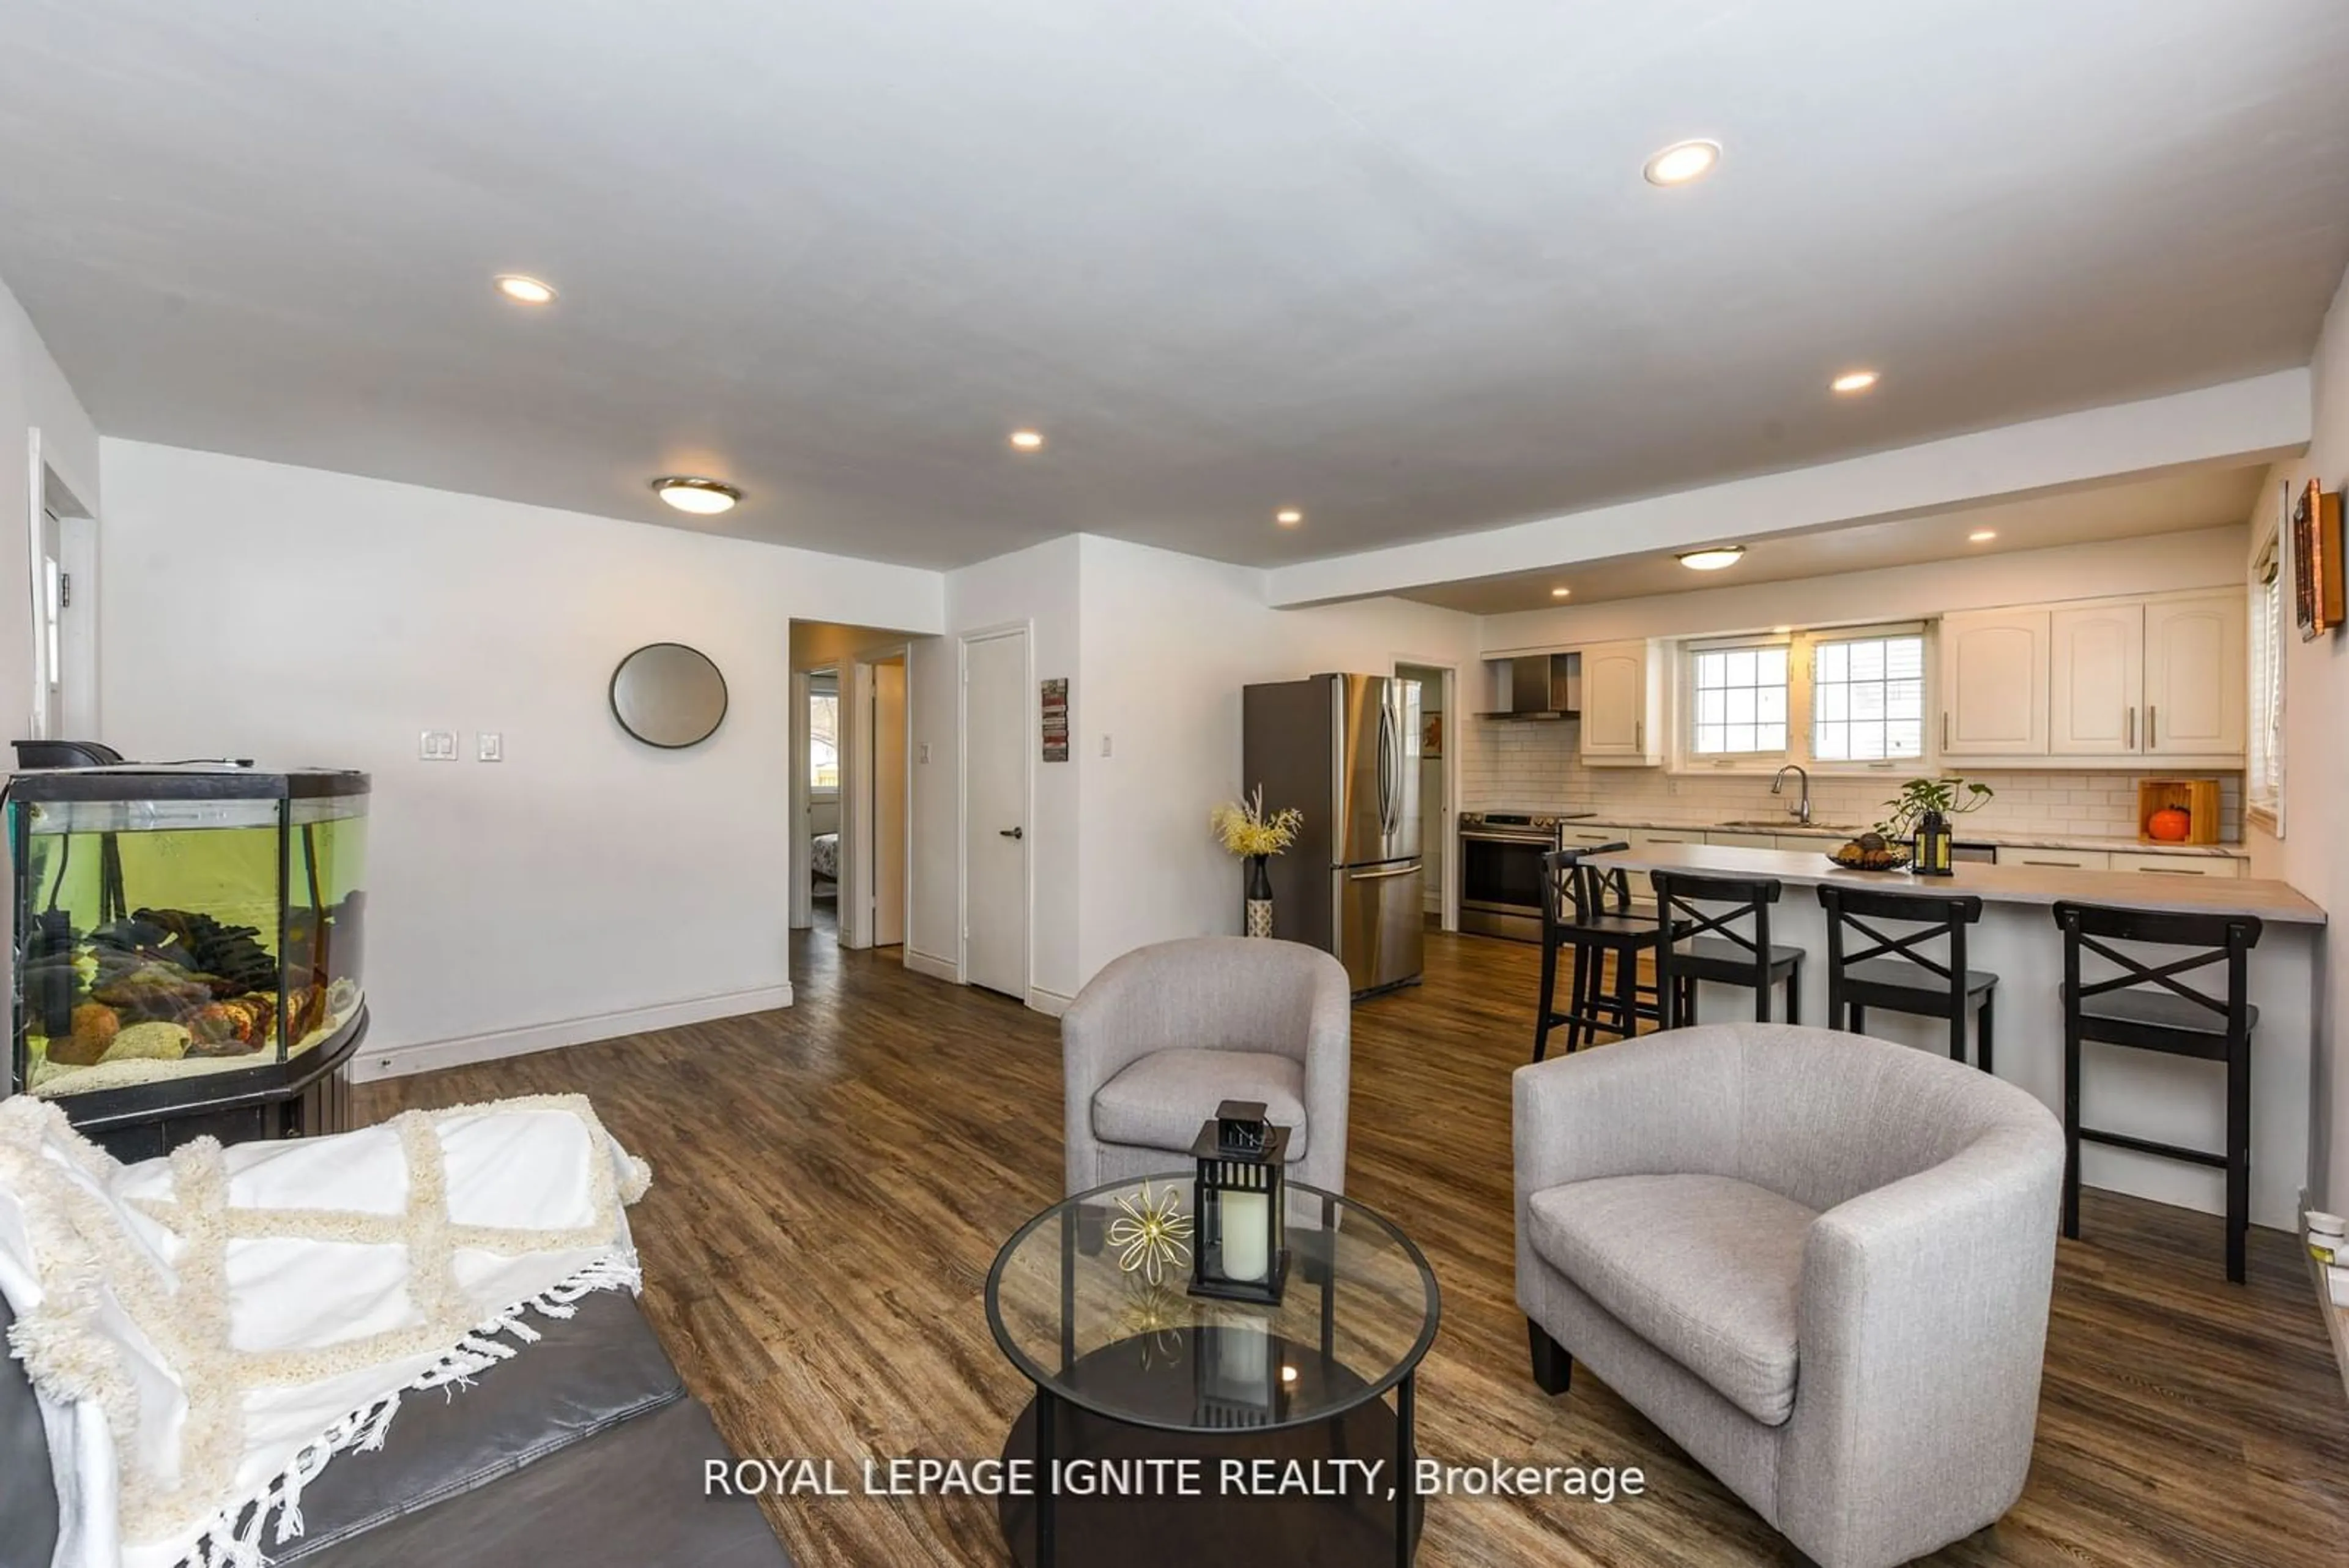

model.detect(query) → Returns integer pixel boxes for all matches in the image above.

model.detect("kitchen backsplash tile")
[1459,720,2243,841]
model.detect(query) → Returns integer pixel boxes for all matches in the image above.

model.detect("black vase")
[1244,855,1274,938]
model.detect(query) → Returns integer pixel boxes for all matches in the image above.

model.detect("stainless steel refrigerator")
[1242,674,1423,995]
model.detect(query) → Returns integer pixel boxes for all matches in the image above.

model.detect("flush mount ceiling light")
[1275,508,1304,526]
[1677,546,1746,571]
[1830,369,1881,394]
[650,477,741,515]
[1969,529,1998,543]
[1550,587,1572,598]
[494,273,558,305]
[1642,139,1721,187]
[1008,429,1045,450]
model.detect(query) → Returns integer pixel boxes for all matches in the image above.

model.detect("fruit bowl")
[1828,841,1913,872]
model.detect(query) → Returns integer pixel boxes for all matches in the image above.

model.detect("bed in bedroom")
[811,830,840,899]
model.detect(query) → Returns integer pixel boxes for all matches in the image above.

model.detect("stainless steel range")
[1458,811,1594,942]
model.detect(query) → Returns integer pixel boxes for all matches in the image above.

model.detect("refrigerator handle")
[1375,700,1395,839]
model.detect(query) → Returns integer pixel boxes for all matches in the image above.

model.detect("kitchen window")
[1811,631,1926,762]
[1675,621,1929,771]
[1688,639,1789,757]
[2248,530,2285,833]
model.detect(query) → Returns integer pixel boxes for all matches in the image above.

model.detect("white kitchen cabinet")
[1940,609,2049,757]
[1560,823,1631,851]
[2109,852,2244,879]
[1705,831,1778,849]
[2143,592,2246,756]
[1630,829,1704,847]
[2048,603,2143,755]
[2004,847,2110,871]
[1579,641,1661,765]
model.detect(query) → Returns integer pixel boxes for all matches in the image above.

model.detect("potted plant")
[1211,786,1304,937]
[1876,776,1993,875]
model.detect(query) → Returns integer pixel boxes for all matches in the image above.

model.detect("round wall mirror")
[610,643,729,748]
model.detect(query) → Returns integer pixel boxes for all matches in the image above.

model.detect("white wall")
[1072,536,1479,985]
[2244,259,2349,1209]
[98,440,943,1076]
[0,274,100,740]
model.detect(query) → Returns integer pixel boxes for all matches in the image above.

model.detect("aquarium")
[9,767,369,1110]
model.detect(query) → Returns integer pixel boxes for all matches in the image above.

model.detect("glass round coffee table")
[985,1173,1441,1567]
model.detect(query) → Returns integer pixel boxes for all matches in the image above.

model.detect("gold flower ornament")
[1107,1180,1193,1285]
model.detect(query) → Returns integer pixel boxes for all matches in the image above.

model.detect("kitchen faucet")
[1771,764,1811,827]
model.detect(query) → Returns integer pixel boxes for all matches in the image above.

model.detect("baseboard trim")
[1026,986,1075,1019]
[904,948,959,983]
[349,984,795,1082]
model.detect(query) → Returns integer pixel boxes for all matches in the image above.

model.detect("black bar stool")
[1817,885,1997,1072]
[1650,871,1804,1027]
[2054,901,2262,1284]
[1532,846,1689,1061]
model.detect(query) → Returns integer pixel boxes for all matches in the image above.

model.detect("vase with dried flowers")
[1211,786,1304,937]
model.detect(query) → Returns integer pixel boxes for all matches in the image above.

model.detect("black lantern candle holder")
[1189,1099,1290,1305]
[1912,809,1954,876]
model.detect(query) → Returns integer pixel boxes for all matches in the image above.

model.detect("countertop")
[1501,812,2249,860]
[1586,842,2324,925]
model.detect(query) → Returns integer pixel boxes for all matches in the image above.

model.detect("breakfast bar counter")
[1587,843,2326,1228]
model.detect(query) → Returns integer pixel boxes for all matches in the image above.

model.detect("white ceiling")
[1402,465,2269,612]
[2,1,2346,572]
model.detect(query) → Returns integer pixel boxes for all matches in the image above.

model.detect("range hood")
[1479,653,1581,721]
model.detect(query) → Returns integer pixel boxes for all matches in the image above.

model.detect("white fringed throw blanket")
[0,1094,651,1568]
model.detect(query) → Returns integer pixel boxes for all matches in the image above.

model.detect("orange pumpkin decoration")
[2147,806,2192,842]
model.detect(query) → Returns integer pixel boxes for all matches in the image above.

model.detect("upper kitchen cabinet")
[1940,608,2049,757]
[1942,590,2246,765]
[1579,639,1663,765]
[2143,592,2245,755]
[2048,603,2143,754]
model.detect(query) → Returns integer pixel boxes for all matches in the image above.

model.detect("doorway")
[789,619,930,955]
[31,459,95,741]
[962,626,1030,999]
[1396,661,1457,932]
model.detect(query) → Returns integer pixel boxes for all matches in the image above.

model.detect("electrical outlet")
[477,732,503,763]
[918,742,932,764]
[419,730,457,761]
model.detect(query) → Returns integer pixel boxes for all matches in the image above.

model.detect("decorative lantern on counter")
[1189,1099,1289,1305]
[1912,809,1954,877]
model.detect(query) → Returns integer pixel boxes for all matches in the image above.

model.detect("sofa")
[1515,1022,2065,1568]
[1062,936,1351,1195]
[1,1288,791,1567]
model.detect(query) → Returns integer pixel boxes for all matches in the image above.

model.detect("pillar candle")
[1220,1189,1270,1283]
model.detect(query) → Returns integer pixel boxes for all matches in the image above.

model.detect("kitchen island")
[1587,842,2325,1229]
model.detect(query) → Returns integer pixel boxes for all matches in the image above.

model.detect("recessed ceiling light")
[650,477,741,515]
[1275,509,1304,526]
[1830,370,1880,395]
[1969,529,1997,543]
[1677,546,1746,571]
[1009,429,1045,450]
[1550,587,1572,598]
[1642,139,1721,187]
[494,273,557,305]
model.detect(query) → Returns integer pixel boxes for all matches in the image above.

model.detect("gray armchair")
[1515,1022,2065,1568]
[1062,937,1351,1195]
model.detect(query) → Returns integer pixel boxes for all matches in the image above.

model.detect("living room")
[4,5,2348,1567]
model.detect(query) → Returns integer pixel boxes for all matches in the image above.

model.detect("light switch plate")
[477,732,503,762]
[918,742,931,764]
[420,729,457,761]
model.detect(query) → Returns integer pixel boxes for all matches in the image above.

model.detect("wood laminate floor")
[355,925,2349,1567]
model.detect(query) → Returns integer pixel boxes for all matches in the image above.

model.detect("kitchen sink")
[1712,819,1861,833]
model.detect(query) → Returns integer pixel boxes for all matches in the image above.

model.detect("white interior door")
[871,658,908,946]
[35,507,62,738]
[963,630,1030,998]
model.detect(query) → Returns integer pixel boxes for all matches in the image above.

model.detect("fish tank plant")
[9,767,369,1129]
